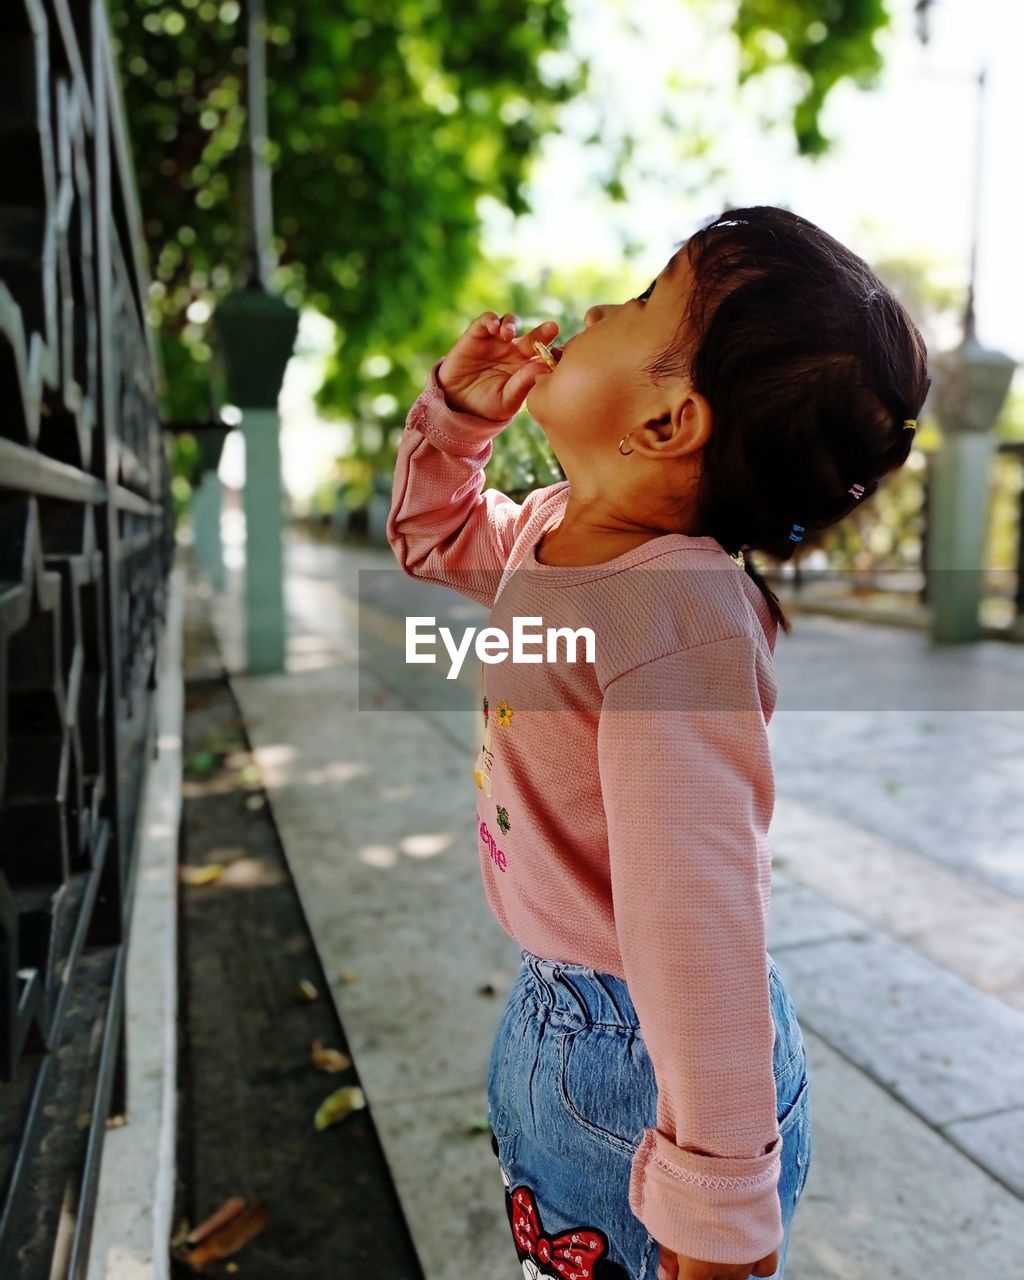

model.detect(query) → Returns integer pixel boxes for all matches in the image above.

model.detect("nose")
[584,302,618,328]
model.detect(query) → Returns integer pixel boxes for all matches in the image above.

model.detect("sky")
[222,0,1023,499]
[480,0,1023,360]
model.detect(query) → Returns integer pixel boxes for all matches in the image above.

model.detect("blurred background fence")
[773,440,1024,637]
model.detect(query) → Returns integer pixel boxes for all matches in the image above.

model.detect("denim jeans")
[486,947,812,1280]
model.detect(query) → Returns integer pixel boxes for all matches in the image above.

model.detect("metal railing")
[765,442,1024,636]
[0,1,172,1275]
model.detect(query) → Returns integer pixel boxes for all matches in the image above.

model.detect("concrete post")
[192,469,225,593]
[239,407,285,672]
[206,0,297,672]
[927,332,1016,643]
[210,286,299,674]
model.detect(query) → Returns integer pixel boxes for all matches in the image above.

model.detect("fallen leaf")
[310,1038,352,1073]
[170,1216,191,1248]
[175,1199,269,1271]
[180,865,225,886]
[477,983,496,997]
[296,979,319,1003]
[186,751,220,778]
[466,1113,492,1134]
[336,970,359,984]
[186,1196,247,1246]
[314,1086,366,1131]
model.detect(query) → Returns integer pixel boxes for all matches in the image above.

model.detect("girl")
[386,205,930,1280]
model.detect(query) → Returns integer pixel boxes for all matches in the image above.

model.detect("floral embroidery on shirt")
[472,707,495,796]
[474,689,514,854]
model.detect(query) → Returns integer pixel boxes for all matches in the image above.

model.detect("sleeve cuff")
[406,360,516,457]
[628,1128,784,1265]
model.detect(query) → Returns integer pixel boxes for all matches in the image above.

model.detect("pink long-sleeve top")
[387,360,785,1264]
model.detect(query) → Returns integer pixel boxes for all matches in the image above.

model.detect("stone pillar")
[192,469,225,593]
[239,407,285,672]
[927,331,1016,643]
[210,285,299,674]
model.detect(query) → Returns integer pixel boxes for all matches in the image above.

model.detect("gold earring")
[618,431,634,456]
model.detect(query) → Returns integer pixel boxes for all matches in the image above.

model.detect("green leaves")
[110,0,902,499]
[734,0,892,155]
[111,0,578,431]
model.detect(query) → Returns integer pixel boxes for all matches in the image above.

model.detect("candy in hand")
[532,340,557,370]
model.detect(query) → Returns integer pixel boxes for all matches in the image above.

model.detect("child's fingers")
[512,319,559,358]
[473,312,558,346]
[472,312,503,338]
[491,311,517,341]
[499,353,553,412]
[655,1244,679,1280]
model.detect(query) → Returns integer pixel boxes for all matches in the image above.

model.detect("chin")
[526,411,557,448]
[524,381,549,425]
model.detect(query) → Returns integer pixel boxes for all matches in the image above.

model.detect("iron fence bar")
[0,0,173,1274]
[64,942,127,1280]
[0,440,106,503]
[0,829,112,1247]
[112,486,159,517]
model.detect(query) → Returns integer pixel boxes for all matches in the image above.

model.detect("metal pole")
[962,65,987,343]
[245,0,275,290]
[209,0,299,672]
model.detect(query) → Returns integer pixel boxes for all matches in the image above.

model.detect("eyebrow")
[639,243,687,299]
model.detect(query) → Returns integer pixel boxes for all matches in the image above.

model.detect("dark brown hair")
[645,205,932,635]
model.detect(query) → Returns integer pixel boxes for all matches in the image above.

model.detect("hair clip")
[788,523,805,543]
[903,418,917,430]
[848,483,865,499]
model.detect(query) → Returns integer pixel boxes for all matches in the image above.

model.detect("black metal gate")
[0,0,173,1275]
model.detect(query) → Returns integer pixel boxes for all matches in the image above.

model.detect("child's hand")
[656,1242,780,1280]
[438,312,560,422]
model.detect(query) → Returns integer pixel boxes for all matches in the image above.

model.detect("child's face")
[525,246,711,505]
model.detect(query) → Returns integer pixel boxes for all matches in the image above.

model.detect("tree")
[107,0,899,454]
[108,0,581,427]
[735,0,891,155]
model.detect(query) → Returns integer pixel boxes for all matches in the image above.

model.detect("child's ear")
[671,389,713,451]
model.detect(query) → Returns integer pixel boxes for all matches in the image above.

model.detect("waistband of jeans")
[520,946,780,1028]
[520,948,638,1027]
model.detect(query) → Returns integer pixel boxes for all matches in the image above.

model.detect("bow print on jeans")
[510,1184,608,1279]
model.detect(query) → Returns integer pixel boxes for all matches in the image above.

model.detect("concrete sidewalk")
[204,531,1024,1278]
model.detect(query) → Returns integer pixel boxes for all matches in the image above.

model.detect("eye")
[635,279,657,303]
